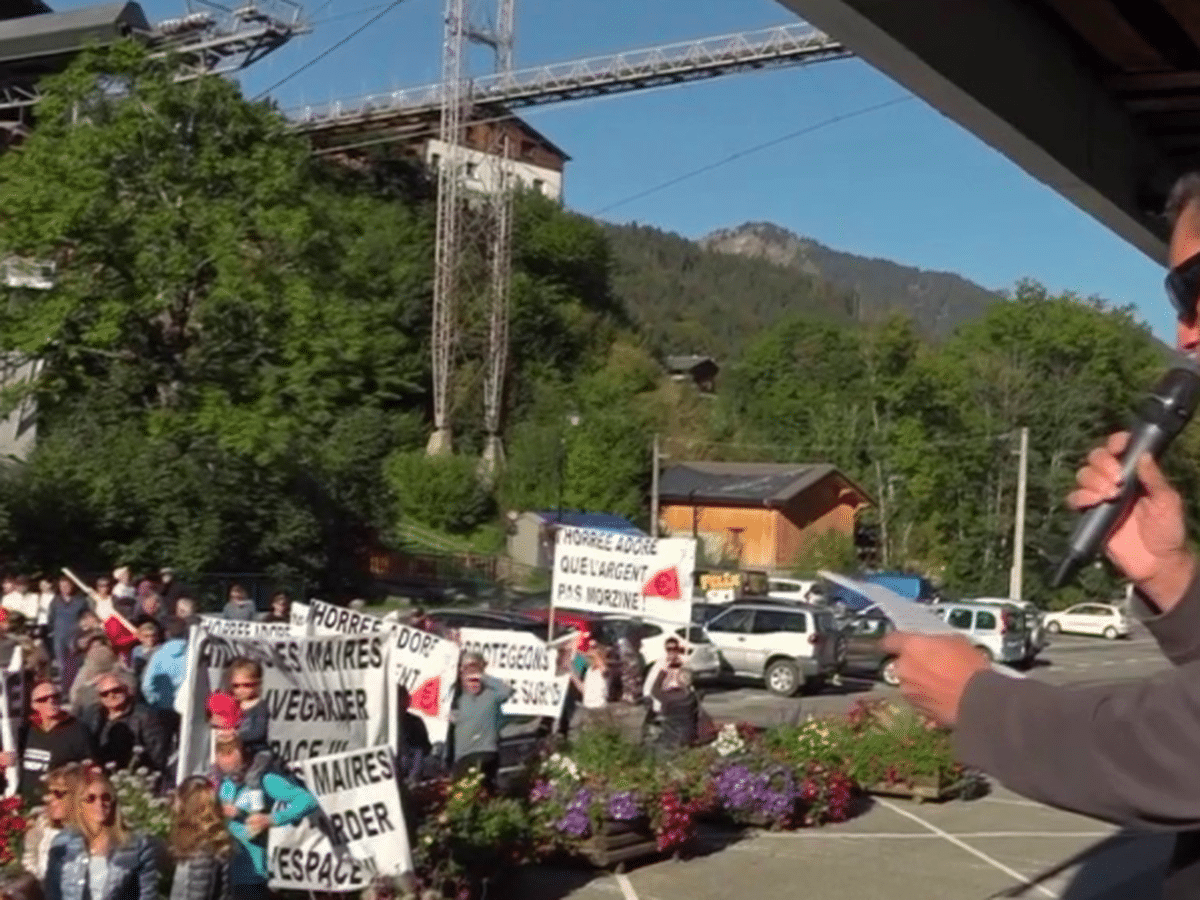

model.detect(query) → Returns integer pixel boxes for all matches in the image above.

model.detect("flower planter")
[864,772,960,803]
[577,817,659,868]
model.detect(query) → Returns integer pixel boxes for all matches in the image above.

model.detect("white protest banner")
[302,599,460,746]
[308,599,387,636]
[290,601,311,635]
[270,746,411,891]
[197,616,294,640]
[552,526,696,626]
[458,627,569,719]
[175,631,392,781]
[384,620,459,745]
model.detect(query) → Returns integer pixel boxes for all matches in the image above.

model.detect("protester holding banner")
[168,777,232,900]
[9,680,96,804]
[395,686,430,786]
[449,652,512,792]
[221,587,256,623]
[44,766,158,900]
[215,734,318,900]
[258,594,290,625]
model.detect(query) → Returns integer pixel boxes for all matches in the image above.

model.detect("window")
[751,610,806,634]
[430,152,441,169]
[466,162,477,177]
[532,178,545,195]
[707,608,753,634]
[975,610,997,631]
[947,609,973,630]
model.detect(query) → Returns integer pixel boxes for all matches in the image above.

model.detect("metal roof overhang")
[774,0,1200,266]
[0,2,148,74]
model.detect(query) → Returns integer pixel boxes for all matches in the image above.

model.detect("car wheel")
[1103,626,1118,640]
[975,645,994,662]
[1046,621,1061,634]
[880,657,900,687]
[764,659,800,697]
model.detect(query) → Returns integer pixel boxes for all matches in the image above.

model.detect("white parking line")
[614,872,639,900]
[878,798,1059,898]
[746,830,1111,840]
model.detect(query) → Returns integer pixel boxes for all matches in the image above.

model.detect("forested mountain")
[602,222,857,356]
[701,222,1001,339]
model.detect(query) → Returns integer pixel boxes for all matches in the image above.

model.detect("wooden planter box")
[864,772,960,803]
[577,817,659,868]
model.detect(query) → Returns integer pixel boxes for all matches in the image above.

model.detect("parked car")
[590,614,722,681]
[928,601,1028,665]
[970,597,1048,663]
[1042,603,1130,640]
[839,608,900,686]
[766,577,825,603]
[425,608,552,640]
[702,602,844,697]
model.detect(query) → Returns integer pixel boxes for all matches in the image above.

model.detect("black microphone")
[1052,354,1200,589]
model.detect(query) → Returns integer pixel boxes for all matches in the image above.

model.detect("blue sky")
[63,0,1176,341]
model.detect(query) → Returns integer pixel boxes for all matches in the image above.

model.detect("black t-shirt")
[17,716,96,802]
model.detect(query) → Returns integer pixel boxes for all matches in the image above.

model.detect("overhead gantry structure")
[0,0,307,144]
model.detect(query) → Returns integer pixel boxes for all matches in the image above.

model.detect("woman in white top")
[22,762,83,880]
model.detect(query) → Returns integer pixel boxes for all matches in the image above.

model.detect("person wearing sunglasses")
[44,766,157,900]
[4,679,96,804]
[81,672,169,787]
[22,762,84,880]
[879,172,1200,899]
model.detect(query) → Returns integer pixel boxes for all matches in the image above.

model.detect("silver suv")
[703,601,844,696]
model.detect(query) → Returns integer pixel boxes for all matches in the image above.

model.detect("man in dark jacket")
[82,671,170,783]
[882,171,1200,900]
[7,680,96,803]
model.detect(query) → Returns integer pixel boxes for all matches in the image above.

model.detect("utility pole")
[1009,426,1029,601]
[651,433,660,538]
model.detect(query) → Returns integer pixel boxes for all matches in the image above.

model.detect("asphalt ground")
[498,627,1177,900]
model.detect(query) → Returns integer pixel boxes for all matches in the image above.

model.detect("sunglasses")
[48,789,68,799]
[83,792,114,806]
[231,681,259,689]
[665,646,682,653]
[1166,250,1200,325]
[32,694,60,705]
[98,687,125,698]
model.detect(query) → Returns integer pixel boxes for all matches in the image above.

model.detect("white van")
[930,601,1028,665]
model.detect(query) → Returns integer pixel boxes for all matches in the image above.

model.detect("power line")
[253,1,405,102]
[311,3,393,27]
[592,95,914,215]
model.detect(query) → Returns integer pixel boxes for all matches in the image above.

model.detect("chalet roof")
[0,0,52,21]
[0,1,148,68]
[665,355,717,373]
[528,510,645,534]
[659,461,872,507]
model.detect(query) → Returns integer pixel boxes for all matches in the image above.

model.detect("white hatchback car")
[592,615,722,680]
[1042,603,1130,640]
[930,601,1028,665]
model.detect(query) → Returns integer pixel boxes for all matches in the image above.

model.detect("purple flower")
[556,809,591,836]
[530,780,553,803]
[607,792,639,821]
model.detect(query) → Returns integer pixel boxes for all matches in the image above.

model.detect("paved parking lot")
[700,627,1170,728]
[504,627,1175,900]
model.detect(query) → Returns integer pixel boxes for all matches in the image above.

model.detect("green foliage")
[383,452,494,534]
[788,531,859,575]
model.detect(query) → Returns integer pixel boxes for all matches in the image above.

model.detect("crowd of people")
[0,568,316,900]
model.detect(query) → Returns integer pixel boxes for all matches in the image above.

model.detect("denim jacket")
[45,828,158,900]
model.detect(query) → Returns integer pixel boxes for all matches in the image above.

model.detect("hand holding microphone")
[1057,356,1200,609]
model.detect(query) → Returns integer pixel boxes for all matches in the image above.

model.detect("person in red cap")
[206,691,272,818]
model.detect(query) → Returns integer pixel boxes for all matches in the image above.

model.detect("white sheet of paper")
[819,570,1025,679]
